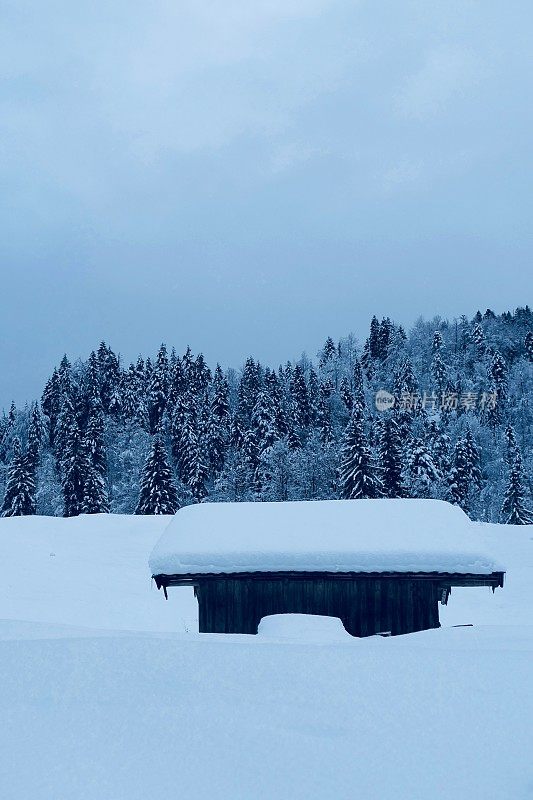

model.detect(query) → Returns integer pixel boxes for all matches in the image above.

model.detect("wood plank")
[191,572,466,637]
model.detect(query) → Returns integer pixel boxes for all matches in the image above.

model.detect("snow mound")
[149,499,503,576]
[257,614,352,642]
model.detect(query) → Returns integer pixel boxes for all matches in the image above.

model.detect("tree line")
[1,306,532,524]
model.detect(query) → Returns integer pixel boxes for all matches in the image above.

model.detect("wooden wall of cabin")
[195,576,441,637]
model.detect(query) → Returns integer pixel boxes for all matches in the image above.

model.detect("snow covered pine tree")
[1,438,36,516]
[340,406,383,499]
[136,435,179,515]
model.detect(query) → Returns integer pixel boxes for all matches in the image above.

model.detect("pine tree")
[135,398,150,432]
[121,364,140,419]
[472,323,485,357]
[190,353,212,397]
[367,316,381,359]
[155,344,170,395]
[378,317,393,360]
[237,358,262,425]
[319,337,337,368]
[135,355,146,388]
[265,369,289,436]
[286,415,302,450]
[361,316,381,378]
[339,409,382,499]
[41,369,62,447]
[181,346,193,381]
[136,436,179,515]
[82,466,110,514]
[307,367,320,425]
[377,415,405,498]
[448,439,471,508]
[340,376,353,412]
[251,390,278,454]
[393,357,418,435]
[525,331,533,362]
[463,429,482,489]
[206,413,227,477]
[147,344,170,432]
[58,354,73,396]
[84,351,101,405]
[504,423,518,464]
[394,357,417,396]
[490,350,508,404]
[188,458,209,501]
[229,410,246,450]
[211,366,230,422]
[403,438,439,498]
[60,417,86,517]
[170,395,188,464]
[427,422,451,478]
[107,385,122,416]
[97,343,121,412]
[168,356,186,407]
[175,411,197,482]
[241,427,259,472]
[352,356,365,411]
[177,413,208,499]
[26,403,44,474]
[1,438,36,516]
[81,405,109,513]
[207,365,231,472]
[84,406,107,476]
[54,393,77,470]
[317,386,334,445]
[282,361,293,388]
[0,401,17,463]
[432,330,443,354]
[484,381,503,429]
[501,452,533,525]
[290,365,310,427]
[148,370,167,434]
[431,331,447,395]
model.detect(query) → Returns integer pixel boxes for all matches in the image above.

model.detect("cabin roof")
[149,499,503,578]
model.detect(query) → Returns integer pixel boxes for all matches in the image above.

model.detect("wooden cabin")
[149,499,504,637]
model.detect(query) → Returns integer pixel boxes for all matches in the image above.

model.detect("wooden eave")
[153,570,505,591]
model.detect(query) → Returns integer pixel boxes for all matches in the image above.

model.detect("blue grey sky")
[1,0,532,409]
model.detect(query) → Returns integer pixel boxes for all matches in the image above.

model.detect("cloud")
[379,158,425,194]
[269,143,326,174]
[0,0,354,207]
[396,44,486,119]
[1,0,532,410]
[377,149,479,196]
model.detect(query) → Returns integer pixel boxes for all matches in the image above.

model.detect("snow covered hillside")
[0,513,532,799]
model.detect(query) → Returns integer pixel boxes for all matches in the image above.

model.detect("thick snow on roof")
[149,499,503,576]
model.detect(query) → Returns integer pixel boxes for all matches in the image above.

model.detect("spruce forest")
[1,307,532,524]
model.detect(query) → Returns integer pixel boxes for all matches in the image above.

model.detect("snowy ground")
[0,513,532,799]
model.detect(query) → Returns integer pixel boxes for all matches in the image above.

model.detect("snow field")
[0,512,532,799]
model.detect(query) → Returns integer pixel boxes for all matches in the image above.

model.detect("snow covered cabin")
[149,499,504,637]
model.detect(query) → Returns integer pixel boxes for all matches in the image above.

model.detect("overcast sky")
[1,0,532,409]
